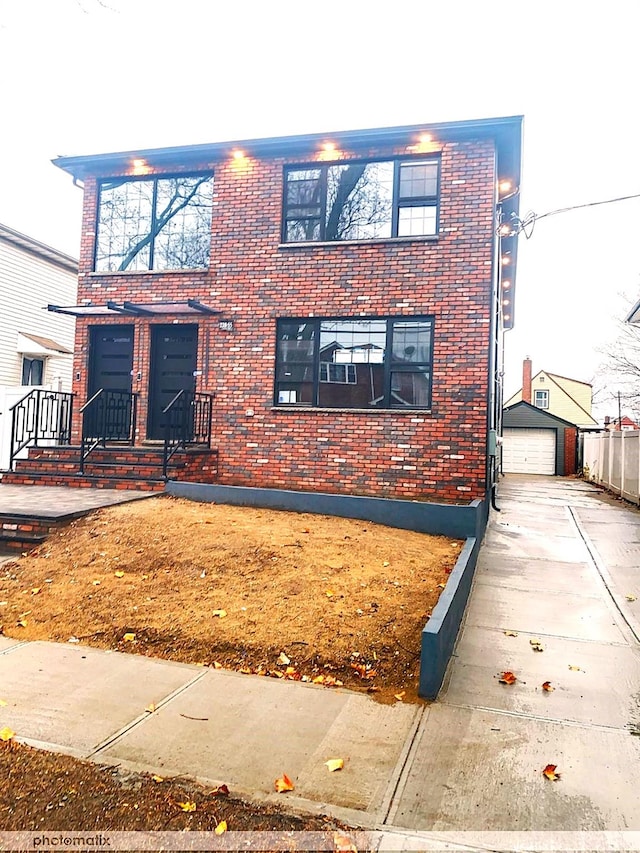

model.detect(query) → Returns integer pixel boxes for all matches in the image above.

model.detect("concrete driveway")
[388,475,640,833]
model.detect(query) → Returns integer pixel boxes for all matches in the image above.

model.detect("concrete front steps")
[2,445,219,494]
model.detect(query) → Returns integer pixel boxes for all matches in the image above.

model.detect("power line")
[505,191,640,240]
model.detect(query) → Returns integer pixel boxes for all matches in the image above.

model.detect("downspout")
[487,162,501,512]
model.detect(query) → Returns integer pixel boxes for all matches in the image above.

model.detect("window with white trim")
[534,390,549,409]
[21,357,44,385]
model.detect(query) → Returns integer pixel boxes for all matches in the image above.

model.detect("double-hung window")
[275,317,433,409]
[534,390,549,409]
[95,173,214,272]
[283,158,439,243]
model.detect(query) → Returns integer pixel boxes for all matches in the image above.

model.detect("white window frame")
[319,362,357,384]
[534,389,549,409]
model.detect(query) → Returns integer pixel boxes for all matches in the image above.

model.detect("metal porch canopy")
[47,300,220,317]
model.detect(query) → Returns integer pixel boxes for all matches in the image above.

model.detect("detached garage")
[502,402,578,476]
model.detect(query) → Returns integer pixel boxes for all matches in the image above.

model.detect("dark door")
[147,324,198,439]
[86,325,134,440]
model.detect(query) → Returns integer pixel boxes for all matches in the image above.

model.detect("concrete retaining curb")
[166,481,488,699]
[419,535,481,698]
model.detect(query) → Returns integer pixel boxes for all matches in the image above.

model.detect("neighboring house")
[504,358,598,429]
[6,116,523,504]
[0,224,77,470]
[502,402,578,476]
[501,358,598,475]
[604,415,639,431]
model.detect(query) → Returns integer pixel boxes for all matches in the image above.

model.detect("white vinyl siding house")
[0,224,78,469]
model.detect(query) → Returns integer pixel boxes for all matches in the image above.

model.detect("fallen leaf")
[114,571,125,578]
[350,662,377,679]
[123,632,136,642]
[215,820,227,835]
[152,775,164,783]
[542,764,560,781]
[498,671,517,685]
[542,681,554,692]
[31,588,41,595]
[626,594,637,602]
[531,643,544,653]
[278,652,291,666]
[0,727,15,741]
[178,801,196,812]
[325,758,344,772]
[212,609,227,618]
[568,665,583,672]
[211,784,230,796]
[0,699,6,707]
[334,833,358,853]
[145,703,156,713]
[325,590,335,598]
[213,661,223,669]
[16,620,27,628]
[437,583,445,589]
[393,691,406,701]
[274,773,294,793]
[68,637,80,644]
[92,580,101,586]
[504,630,518,637]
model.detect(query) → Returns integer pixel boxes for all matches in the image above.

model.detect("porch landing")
[0,483,160,551]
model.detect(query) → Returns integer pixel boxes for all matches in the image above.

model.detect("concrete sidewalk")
[1,476,640,840]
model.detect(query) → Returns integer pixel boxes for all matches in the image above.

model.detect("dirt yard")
[0,495,460,702]
[0,738,354,834]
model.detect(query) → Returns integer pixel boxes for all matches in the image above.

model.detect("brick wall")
[564,427,577,475]
[71,137,497,503]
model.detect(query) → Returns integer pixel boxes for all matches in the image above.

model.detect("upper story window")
[275,316,433,409]
[534,390,549,409]
[95,173,214,272]
[283,158,439,243]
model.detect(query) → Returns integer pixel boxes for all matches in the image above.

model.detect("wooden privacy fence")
[583,430,640,504]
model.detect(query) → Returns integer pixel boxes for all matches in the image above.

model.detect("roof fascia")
[0,223,78,273]
[52,115,523,183]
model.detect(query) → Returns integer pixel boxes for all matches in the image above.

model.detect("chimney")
[522,357,532,404]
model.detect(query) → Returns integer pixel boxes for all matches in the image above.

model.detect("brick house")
[6,116,522,505]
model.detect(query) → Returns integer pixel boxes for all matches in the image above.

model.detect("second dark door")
[147,324,198,439]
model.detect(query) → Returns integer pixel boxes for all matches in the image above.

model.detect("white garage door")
[502,428,556,475]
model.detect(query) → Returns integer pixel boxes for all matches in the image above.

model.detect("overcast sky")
[0,0,637,414]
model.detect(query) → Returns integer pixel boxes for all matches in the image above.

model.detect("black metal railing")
[162,390,213,478]
[9,389,74,470]
[79,389,138,472]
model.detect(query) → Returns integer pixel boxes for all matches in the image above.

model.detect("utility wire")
[535,192,640,222]
[506,191,640,240]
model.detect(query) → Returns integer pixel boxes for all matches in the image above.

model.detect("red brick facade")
[564,427,577,475]
[62,124,519,504]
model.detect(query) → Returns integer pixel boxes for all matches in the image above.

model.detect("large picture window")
[95,173,214,272]
[283,159,439,243]
[275,317,433,409]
